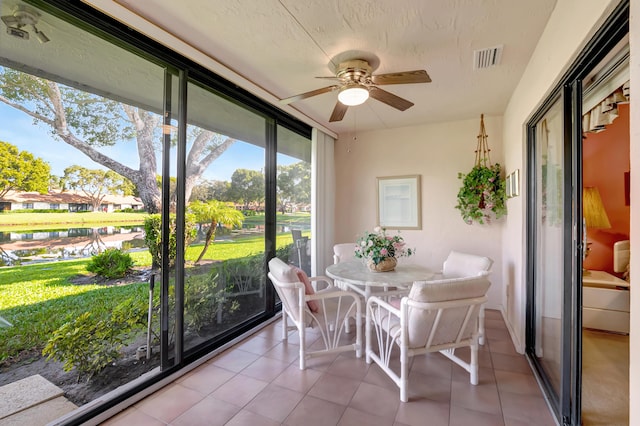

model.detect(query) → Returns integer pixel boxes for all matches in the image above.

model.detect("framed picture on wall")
[377,175,422,230]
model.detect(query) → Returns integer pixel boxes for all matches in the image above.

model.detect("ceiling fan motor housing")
[336,59,373,84]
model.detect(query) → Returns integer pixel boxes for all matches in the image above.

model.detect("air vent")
[473,45,503,70]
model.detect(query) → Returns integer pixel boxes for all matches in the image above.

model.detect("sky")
[0,103,296,183]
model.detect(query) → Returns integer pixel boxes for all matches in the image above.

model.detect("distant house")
[0,190,144,212]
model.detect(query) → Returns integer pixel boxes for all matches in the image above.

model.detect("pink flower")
[380,248,388,256]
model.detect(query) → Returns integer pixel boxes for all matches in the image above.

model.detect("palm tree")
[189,200,244,264]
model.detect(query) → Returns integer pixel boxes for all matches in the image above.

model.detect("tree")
[227,169,265,210]
[190,179,230,202]
[277,161,310,213]
[0,141,51,198]
[0,67,235,213]
[188,200,244,264]
[62,165,133,211]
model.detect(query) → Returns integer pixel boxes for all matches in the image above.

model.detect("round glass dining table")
[325,260,435,299]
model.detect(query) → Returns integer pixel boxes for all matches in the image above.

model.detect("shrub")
[42,312,125,382]
[86,248,134,279]
[183,271,233,333]
[42,295,152,381]
[144,213,197,269]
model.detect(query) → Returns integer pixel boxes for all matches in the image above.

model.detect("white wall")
[334,115,505,309]
[501,0,621,352]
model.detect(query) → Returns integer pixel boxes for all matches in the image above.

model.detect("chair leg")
[470,336,479,385]
[355,308,362,358]
[400,345,409,402]
[478,304,486,345]
[281,310,288,341]
[298,322,306,370]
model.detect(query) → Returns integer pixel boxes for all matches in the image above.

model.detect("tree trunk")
[195,220,217,264]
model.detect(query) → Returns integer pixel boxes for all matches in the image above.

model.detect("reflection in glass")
[533,98,564,397]
[182,81,267,354]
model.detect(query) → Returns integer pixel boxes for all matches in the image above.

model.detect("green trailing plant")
[455,114,507,225]
[86,248,134,279]
[455,163,507,225]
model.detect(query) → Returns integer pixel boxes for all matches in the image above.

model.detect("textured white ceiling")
[61,1,559,135]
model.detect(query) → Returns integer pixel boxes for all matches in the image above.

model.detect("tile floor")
[101,310,556,426]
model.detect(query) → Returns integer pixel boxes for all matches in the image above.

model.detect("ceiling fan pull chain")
[474,114,492,167]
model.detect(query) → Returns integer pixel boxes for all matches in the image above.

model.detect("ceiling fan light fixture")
[338,85,369,106]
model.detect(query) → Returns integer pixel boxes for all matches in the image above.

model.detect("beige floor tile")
[307,372,361,405]
[449,405,505,426]
[449,380,501,415]
[135,383,204,423]
[273,363,323,393]
[491,352,534,375]
[176,363,235,395]
[395,398,449,426]
[338,406,395,426]
[500,391,556,425]
[283,395,346,426]
[494,370,542,396]
[209,374,268,406]
[239,355,291,382]
[349,381,400,420]
[211,348,260,372]
[171,394,241,426]
[100,407,166,426]
[225,409,281,426]
[244,383,304,422]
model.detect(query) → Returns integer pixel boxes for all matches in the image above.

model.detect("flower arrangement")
[354,227,414,265]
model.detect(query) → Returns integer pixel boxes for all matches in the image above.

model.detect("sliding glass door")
[527,83,583,425]
[525,4,628,425]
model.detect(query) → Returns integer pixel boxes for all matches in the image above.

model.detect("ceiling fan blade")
[329,101,349,122]
[280,85,339,105]
[369,87,414,111]
[371,70,431,85]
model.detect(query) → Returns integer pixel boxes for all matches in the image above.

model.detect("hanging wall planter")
[455,115,507,225]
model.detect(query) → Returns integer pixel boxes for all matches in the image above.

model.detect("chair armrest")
[366,295,401,318]
[309,275,334,291]
[305,289,359,303]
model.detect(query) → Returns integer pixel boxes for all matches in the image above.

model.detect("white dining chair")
[268,257,362,369]
[441,251,493,344]
[366,275,491,402]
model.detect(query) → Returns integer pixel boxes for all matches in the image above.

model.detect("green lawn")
[0,232,297,362]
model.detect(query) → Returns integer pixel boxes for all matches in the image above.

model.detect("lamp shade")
[583,187,611,229]
[338,85,369,106]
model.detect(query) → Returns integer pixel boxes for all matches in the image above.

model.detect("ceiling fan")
[280,59,431,122]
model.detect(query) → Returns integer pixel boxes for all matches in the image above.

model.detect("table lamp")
[582,186,611,262]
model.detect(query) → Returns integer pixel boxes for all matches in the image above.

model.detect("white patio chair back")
[268,257,362,369]
[333,243,357,264]
[366,275,491,402]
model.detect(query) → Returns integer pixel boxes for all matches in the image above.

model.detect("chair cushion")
[442,251,493,278]
[292,266,319,313]
[409,276,491,303]
[405,276,491,348]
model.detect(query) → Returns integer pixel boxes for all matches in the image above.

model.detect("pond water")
[0,225,146,266]
[0,223,307,266]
